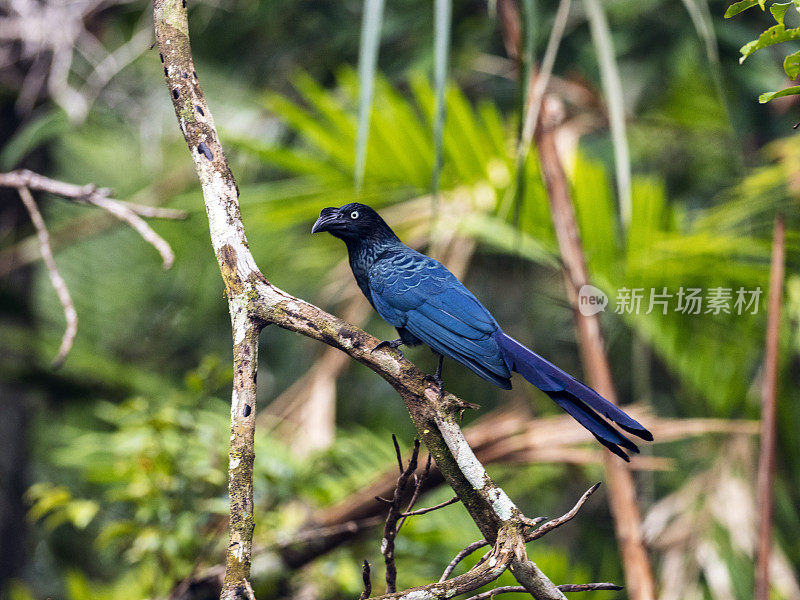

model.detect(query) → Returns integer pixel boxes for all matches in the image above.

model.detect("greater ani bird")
[312,203,652,460]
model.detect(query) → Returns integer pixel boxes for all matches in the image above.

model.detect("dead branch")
[463,582,623,600]
[396,452,434,531]
[0,170,185,269]
[440,540,490,582]
[359,560,372,600]
[399,496,459,517]
[1,169,184,368]
[16,186,76,368]
[526,484,601,542]
[1,0,152,120]
[382,437,421,593]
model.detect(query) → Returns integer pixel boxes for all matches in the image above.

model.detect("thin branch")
[755,214,785,600]
[525,484,601,542]
[534,95,656,600]
[84,195,175,269]
[17,186,77,369]
[382,438,421,593]
[0,169,184,269]
[463,582,623,600]
[243,580,255,600]
[392,434,406,474]
[359,560,372,600]
[396,452,433,531]
[558,583,623,592]
[518,0,572,157]
[399,496,459,517]
[439,540,490,582]
[367,531,519,600]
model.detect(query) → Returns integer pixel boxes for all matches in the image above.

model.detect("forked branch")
[153,1,624,598]
[0,170,184,367]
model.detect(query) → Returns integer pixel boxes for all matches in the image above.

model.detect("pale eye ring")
[350,210,360,219]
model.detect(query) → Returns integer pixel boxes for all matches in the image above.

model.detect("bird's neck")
[345,233,401,286]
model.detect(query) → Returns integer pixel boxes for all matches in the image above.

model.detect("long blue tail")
[494,331,653,461]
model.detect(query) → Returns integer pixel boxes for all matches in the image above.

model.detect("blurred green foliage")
[2,0,800,599]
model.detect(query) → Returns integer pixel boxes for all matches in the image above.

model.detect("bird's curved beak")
[311,207,341,234]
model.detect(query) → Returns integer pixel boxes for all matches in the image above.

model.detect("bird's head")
[311,203,396,243]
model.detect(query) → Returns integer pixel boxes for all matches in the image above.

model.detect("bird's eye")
[350,210,360,219]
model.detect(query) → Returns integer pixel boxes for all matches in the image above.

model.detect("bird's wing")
[369,250,509,378]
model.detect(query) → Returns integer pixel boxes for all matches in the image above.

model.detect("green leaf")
[724,0,761,18]
[771,1,792,24]
[432,0,452,197]
[0,109,70,170]
[758,85,800,102]
[585,0,632,227]
[354,0,386,191]
[739,24,800,62]
[784,50,800,78]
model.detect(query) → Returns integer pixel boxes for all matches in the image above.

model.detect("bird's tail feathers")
[494,331,652,461]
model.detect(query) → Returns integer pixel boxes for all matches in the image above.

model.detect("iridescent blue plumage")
[312,203,653,461]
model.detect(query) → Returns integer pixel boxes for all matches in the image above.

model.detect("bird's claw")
[372,338,404,359]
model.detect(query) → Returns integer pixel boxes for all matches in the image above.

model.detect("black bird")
[312,203,652,460]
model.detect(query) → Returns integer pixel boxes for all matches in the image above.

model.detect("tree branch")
[1,170,184,368]
[153,2,622,599]
[755,215,785,600]
[382,437,421,593]
[462,582,623,600]
[0,169,184,269]
[16,186,77,368]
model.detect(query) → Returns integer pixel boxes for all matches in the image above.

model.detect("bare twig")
[242,580,255,600]
[755,214,785,600]
[398,496,459,517]
[518,0,572,157]
[84,195,175,269]
[367,531,520,600]
[526,484,601,542]
[1,170,183,368]
[16,186,77,368]
[382,438,421,593]
[463,582,623,599]
[440,540,490,582]
[0,170,184,269]
[558,583,624,592]
[1,0,152,121]
[396,452,433,531]
[392,434,406,474]
[359,560,372,600]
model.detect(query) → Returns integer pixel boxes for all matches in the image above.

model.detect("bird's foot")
[372,338,404,359]
[434,354,444,403]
